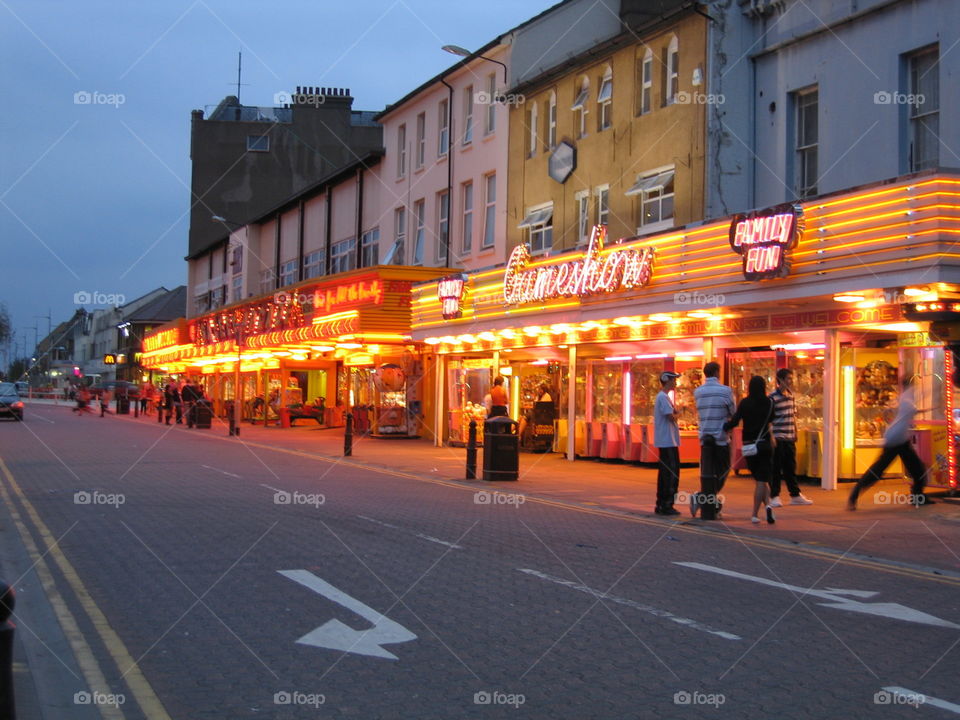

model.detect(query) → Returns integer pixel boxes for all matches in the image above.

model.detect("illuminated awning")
[625,169,675,196]
[517,206,554,229]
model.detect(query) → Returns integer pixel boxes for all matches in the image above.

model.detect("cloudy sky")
[0,0,548,357]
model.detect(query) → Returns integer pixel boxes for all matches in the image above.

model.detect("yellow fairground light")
[842,366,855,451]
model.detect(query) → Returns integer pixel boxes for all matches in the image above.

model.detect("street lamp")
[442,44,508,84]
[212,214,245,229]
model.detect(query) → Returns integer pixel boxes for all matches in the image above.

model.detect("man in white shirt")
[848,378,933,510]
[654,371,681,516]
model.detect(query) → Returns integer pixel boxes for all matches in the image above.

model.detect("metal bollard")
[344,412,353,457]
[466,420,478,479]
[0,581,16,719]
[134,399,139,418]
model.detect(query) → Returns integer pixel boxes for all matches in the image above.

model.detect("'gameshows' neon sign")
[503,225,654,305]
[729,204,802,280]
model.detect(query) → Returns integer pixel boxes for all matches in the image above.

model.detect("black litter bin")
[116,396,130,415]
[194,401,213,429]
[482,416,519,481]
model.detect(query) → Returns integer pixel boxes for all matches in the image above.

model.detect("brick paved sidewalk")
[31,399,960,574]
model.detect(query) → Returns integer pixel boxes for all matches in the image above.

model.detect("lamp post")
[441,44,508,84]
[232,326,243,436]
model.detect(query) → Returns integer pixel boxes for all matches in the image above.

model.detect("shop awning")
[517,206,554,229]
[625,169,675,196]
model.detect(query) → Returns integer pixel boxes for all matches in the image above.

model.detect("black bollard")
[344,412,353,457]
[466,420,478,479]
[0,581,15,719]
[134,398,139,418]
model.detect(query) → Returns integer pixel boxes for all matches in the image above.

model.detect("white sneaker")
[769,497,783,508]
[790,494,814,505]
[751,516,761,524]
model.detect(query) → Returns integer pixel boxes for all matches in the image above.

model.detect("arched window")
[546,91,557,149]
[571,76,589,138]
[598,66,613,130]
[529,101,539,157]
[665,35,679,105]
[640,48,653,114]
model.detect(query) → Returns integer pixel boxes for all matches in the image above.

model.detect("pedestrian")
[724,375,777,524]
[140,382,153,414]
[769,368,814,507]
[654,371,682,516]
[692,362,735,519]
[73,386,92,415]
[163,379,180,425]
[487,376,509,418]
[848,377,935,510]
[537,383,552,403]
[182,379,198,428]
[99,388,113,417]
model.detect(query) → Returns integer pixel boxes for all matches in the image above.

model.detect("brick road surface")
[0,403,958,719]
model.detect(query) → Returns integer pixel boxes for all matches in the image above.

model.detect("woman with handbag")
[724,375,777,524]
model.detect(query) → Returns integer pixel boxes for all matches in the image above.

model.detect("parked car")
[0,383,24,421]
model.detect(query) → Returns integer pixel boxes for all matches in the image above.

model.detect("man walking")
[848,377,934,510]
[654,371,681,516]
[693,362,735,519]
[769,369,814,507]
[182,379,198,428]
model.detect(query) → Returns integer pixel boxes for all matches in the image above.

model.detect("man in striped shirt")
[693,362,735,519]
[769,368,814,506]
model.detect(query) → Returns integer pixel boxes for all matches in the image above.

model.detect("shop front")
[412,172,960,490]
[142,266,447,436]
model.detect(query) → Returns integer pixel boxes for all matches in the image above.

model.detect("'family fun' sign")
[503,225,654,305]
[728,204,802,280]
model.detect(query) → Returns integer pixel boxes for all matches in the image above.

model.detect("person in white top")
[848,377,934,510]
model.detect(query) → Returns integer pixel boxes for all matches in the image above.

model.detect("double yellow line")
[0,455,172,720]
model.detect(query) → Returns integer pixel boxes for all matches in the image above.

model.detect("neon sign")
[437,274,467,319]
[729,204,801,280]
[503,225,654,305]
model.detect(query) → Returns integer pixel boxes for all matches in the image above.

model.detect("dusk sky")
[0,0,548,355]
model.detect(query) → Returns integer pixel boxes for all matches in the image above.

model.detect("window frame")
[484,73,497,135]
[546,91,557,149]
[462,85,474,145]
[246,134,269,152]
[397,124,407,178]
[794,87,819,199]
[413,200,426,265]
[575,190,590,245]
[572,77,589,138]
[438,99,450,157]
[330,238,357,275]
[909,45,940,172]
[461,181,474,254]
[634,166,675,233]
[640,49,653,115]
[665,36,679,106]
[415,112,426,169]
[594,185,610,228]
[523,203,554,256]
[279,258,297,287]
[303,250,324,279]
[482,173,496,249]
[528,101,538,157]
[598,67,613,131]
[436,190,450,263]
[392,206,406,265]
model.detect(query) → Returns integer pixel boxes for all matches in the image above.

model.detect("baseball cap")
[660,371,680,383]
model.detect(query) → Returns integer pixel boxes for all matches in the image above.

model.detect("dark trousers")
[184,401,195,427]
[849,441,928,503]
[698,443,730,519]
[771,440,801,497]
[656,446,680,511]
[744,441,774,485]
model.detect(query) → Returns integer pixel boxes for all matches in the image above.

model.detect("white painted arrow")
[675,562,960,630]
[278,570,417,660]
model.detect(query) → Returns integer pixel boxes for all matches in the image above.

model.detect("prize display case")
[447,360,492,445]
[840,348,899,477]
[629,360,662,426]
[726,350,777,400]
[372,363,413,437]
[590,360,623,422]
[787,354,825,477]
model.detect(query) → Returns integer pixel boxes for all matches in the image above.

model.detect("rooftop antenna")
[230,50,248,103]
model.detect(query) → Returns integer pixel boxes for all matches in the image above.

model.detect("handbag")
[741,399,774,458]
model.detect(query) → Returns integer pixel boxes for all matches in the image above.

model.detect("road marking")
[0,454,173,719]
[278,569,417,660]
[676,562,960,629]
[28,413,54,423]
[260,483,286,494]
[357,515,463,549]
[110,416,960,588]
[202,464,241,478]
[518,568,741,641]
[883,686,960,714]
